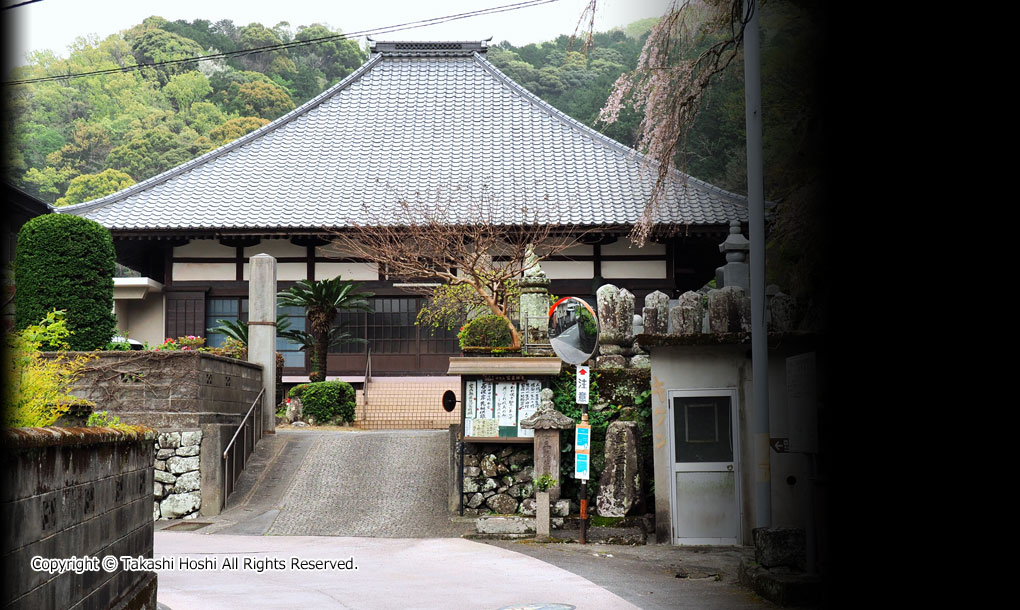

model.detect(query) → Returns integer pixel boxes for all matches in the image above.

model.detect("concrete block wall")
[46,351,263,429]
[1,427,158,610]
[43,352,264,516]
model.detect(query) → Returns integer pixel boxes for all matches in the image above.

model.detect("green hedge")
[300,381,356,424]
[458,314,513,349]
[14,214,118,350]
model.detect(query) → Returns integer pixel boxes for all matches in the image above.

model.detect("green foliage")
[534,473,558,492]
[458,315,513,350]
[277,277,373,380]
[55,168,135,206]
[415,283,490,332]
[287,383,309,399]
[208,315,292,346]
[224,80,295,120]
[103,338,133,351]
[4,311,96,427]
[153,335,205,350]
[14,214,117,351]
[164,71,212,112]
[208,116,269,145]
[300,381,356,424]
[129,28,204,83]
[577,304,598,336]
[203,336,246,360]
[551,366,605,502]
[87,410,121,427]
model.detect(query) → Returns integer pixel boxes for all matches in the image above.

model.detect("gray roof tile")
[63,44,748,231]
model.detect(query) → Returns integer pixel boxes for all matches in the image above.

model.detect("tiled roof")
[62,41,747,231]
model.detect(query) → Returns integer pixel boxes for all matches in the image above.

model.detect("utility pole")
[743,0,771,528]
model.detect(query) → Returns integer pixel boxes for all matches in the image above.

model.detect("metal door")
[667,389,740,545]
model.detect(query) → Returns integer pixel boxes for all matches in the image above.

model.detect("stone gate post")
[248,253,277,433]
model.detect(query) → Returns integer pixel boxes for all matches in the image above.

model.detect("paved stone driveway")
[266,429,470,537]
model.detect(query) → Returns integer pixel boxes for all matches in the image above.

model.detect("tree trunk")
[474,285,521,349]
[314,330,329,380]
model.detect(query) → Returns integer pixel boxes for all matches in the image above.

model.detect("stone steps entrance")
[354,376,461,430]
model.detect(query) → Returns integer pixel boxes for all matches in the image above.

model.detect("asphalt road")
[153,430,777,610]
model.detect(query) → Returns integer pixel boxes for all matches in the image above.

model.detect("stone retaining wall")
[462,443,537,516]
[1,427,158,610]
[45,351,263,516]
[47,351,262,428]
[153,430,203,520]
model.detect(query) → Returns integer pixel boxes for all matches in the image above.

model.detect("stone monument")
[519,244,552,354]
[519,388,574,501]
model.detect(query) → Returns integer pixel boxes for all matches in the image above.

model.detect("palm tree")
[208,315,293,347]
[277,277,373,381]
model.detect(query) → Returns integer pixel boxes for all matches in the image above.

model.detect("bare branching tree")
[596,0,753,246]
[330,193,581,350]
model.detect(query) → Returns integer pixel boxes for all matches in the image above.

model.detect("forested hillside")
[4,3,820,228]
[4,17,366,205]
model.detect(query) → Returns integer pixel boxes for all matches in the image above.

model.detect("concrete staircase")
[355,376,461,429]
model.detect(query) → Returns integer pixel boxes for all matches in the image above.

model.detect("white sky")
[6,0,669,72]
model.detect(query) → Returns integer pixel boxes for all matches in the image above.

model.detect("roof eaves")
[59,53,386,217]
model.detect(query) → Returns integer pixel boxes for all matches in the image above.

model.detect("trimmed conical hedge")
[14,214,118,350]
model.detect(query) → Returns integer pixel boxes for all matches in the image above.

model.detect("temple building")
[62,40,747,381]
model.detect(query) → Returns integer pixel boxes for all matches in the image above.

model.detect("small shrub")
[300,381,355,424]
[288,384,310,399]
[4,310,96,427]
[534,473,558,492]
[153,335,205,351]
[14,214,117,350]
[87,411,121,427]
[204,337,246,360]
[458,314,513,349]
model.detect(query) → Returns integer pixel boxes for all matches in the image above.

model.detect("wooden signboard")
[465,377,545,440]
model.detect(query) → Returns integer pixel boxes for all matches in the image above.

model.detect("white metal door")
[667,389,740,545]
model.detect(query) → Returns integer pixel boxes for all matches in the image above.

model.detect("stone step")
[353,378,461,429]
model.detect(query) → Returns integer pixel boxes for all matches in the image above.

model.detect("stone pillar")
[520,388,575,502]
[596,421,639,517]
[719,219,750,292]
[519,246,552,354]
[670,291,704,336]
[643,290,669,334]
[534,429,561,501]
[248,253,277,433]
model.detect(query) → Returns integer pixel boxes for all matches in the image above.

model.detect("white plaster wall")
[602,240,666,255]
[117,294,165,346]
[244,239,305,258]
[243,262,306,281]
[315,262,378,281]
[173,240,234,258]
[172,262,235,281]
[557,243,593,257]
[315,240,366,259]
[602,260,666,279]
[649,344,816,544]
[542,260,593,279]
[649,345,751,544]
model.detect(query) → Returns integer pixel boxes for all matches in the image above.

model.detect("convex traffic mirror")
[548,296,599,365]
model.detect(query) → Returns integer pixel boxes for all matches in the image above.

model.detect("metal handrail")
[223,387,264,460]
[222,387,264,503]
[362,349,372,421]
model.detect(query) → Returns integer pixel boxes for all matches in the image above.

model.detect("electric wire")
[4,0,558,86]
[3,0,44,10]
